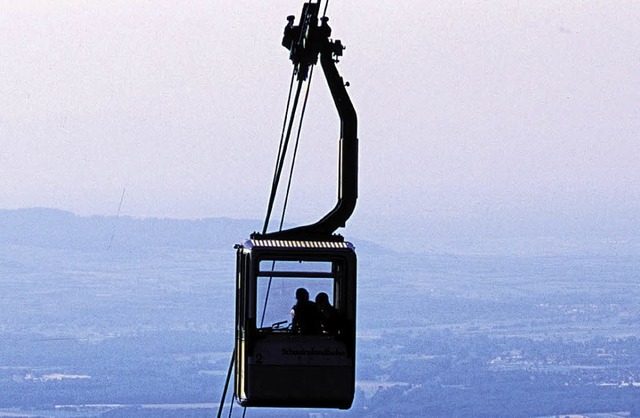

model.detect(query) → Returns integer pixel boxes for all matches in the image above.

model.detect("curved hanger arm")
[252,19,358,242]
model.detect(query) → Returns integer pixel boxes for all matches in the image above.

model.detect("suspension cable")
[259,0,317,329]
[322,0,330,18]
[279,65,315,231]
[216,348,236,418]
[259,69,314,329]
[262,69,298,235]
[227,394,234,418]
[220,3,322,416]
[259,74,307,329]
[262,0,316,235]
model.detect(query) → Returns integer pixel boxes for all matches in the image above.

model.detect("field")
[1,211,639,417]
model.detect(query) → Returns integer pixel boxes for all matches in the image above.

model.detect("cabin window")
[258,259,333,273]
[254,258,340,332]
[256,276,334,331]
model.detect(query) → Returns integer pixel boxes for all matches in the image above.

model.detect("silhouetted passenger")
[315,292,341,335]
[291,288,319,334]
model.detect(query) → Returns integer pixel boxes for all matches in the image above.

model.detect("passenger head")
[315,292,329,306]
[295,287,309,302]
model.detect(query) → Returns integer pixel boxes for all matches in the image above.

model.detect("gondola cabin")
[235,239,356,409]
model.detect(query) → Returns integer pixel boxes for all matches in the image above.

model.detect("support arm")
[252,13,358,242]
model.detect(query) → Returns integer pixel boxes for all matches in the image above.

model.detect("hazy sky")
[2,1,639,247]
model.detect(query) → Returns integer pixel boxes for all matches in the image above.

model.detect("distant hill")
[0,208,260,251]
[0,208,387,254]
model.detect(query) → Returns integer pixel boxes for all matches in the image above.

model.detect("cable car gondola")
[234,1,359,410]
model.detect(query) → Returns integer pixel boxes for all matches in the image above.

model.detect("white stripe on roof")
[251,239,350,249]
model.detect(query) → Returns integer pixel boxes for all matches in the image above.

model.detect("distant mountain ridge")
[0,208,260,251]
[0,208,387,254]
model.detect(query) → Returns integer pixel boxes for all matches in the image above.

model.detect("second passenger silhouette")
[315,292,341,335]
[291,288,320,334]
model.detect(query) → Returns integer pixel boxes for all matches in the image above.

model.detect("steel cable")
[219,3,323,416]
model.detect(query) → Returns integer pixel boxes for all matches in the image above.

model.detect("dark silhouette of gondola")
[232,0,358,411]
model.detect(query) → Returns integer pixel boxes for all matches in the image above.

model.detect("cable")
[107,188,126,250]
[259,52,316,328]
[262,69,298,235]
[227,394,234,418]
[259,67,314,330]
[261,75,306,235]
[262,1,316,234]
[216,349,236,418]
[279,65,315,232]
[259,77,306,327]
[259,0,318,331]
[229,4,322,416]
